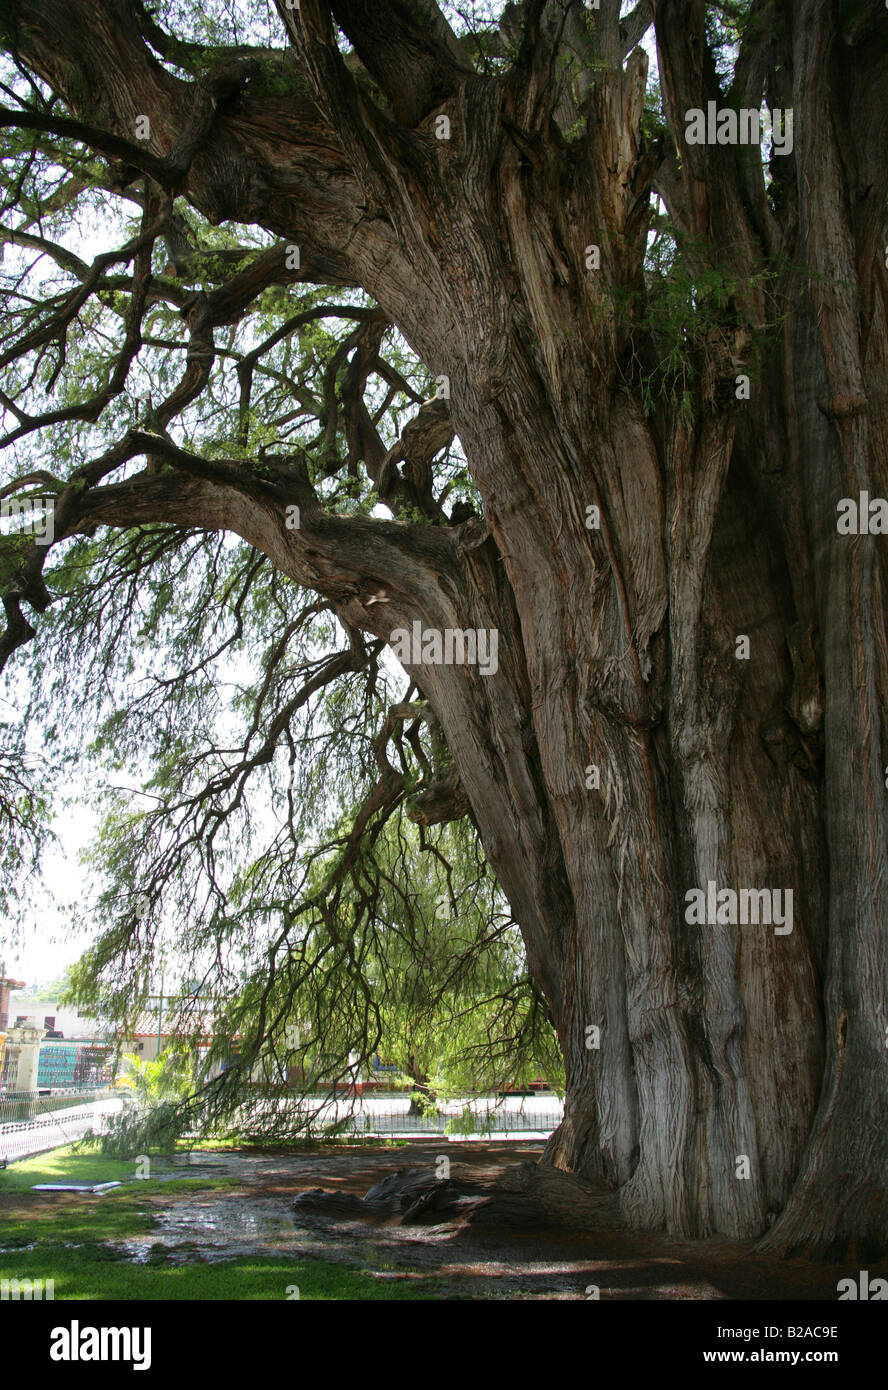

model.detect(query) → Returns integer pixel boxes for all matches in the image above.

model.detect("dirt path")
[34,1142,880,1300]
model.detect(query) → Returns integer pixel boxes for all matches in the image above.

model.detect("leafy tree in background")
[0,728,51,930]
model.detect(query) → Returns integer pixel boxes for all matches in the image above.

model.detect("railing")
[234,1091,565,1140]
[0,1089,122,1163]
[0,1087,563,1159]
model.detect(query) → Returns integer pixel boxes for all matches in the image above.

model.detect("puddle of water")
[108,1197,309,1265]
[223,1211,295,1235]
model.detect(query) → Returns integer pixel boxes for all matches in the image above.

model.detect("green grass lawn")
[0,1146,438,1300]
[0,1147,180,1192]
[0,1246,435,1299]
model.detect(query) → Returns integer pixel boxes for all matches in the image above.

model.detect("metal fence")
[246,1091,565,1140]
[0,1088,564,1162]
[0,1089,122,1163]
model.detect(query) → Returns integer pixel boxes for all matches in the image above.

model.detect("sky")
[6,809,98,987]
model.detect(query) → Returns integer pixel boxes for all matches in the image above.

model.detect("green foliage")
[613,232,783,423]
[115,1051,192,1104]
[0,726,54,933]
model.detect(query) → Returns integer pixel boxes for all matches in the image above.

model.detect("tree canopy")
[0,0,581,1133]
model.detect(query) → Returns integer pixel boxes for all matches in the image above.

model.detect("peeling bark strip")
[1,0,887,1256]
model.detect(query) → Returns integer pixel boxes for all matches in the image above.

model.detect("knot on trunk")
[406,767,470,825]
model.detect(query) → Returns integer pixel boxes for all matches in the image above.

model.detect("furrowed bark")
[3,0,887,1254]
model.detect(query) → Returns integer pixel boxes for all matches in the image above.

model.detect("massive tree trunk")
[4,0,888,1255]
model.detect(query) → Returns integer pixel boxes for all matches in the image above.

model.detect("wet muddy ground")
[5,1142,884,1299]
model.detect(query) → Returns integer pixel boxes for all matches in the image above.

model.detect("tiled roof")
[118,1003,217,1038]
